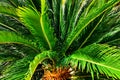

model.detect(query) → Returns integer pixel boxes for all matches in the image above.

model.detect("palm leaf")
[78,13,105,49]
[64,0,120,52]
[0,51,54,80]
[17,6,55,50]
[0,0,120,80]
[8,0,32,7]
[0,22,17,33]
[0,2,17,17]
[0,54,36,80]
[107,38,120,47]
[0,31,38,52]
[0,14,31,37]
[0,51,55,80]
[51,0,61,39]
[0,52,16,74]
[97,26,120,43]
[25,51,54,80]
[60,0,67,39]
[85,6,120,46]
[30,0,41,11]
[67,0,88,34]
[64,43,120,79]
[40,0,56,50]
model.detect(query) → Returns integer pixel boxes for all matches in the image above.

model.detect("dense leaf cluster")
[0,0,120,80]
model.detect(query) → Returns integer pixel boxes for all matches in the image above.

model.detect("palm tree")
[0,0,120,80]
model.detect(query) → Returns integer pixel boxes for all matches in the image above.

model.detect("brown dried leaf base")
[42,67,73,80]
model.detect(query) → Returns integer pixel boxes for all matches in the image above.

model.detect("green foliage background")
[0,0,120,80]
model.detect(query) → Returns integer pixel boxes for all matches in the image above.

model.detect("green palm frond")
[60,0,67,39]
[0,54,36,80]
[0,22,17,33]
[87,6,120,45]
[0,52,16,74]
[107,38,120,47]
[78,13,105,49]
[40,0,56,50]
[16,7,42,37]
[64,43,120,79]
[97,26,120,43]
[0,31,26,44]
[50,0,60,39]
[8,0,32,7]
[0,31,38,52]
[25,51,54,80]
[0,2,17,17]
[0,14,31,36]
[29,0,41,11]
[0,0,120,80]
[0,51,54,80]
[17,6,55,50]
[64,0,120,52]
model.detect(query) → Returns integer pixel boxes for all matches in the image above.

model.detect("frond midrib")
[0,42,39,53]
[40,16,52,50]
[72,56,120,72]
[0,22,18,33]
[65,0,120,53]
[78,14,105,49]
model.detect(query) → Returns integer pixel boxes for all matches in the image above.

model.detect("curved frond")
[107,38,120,47]
[97,26,120,43]
[65,44,120,79]
[0,54,36,80]
[0,51,55,80]
[0,53,16,75]
[0,22,17,33]
[64,0,120,52]
[8,0,34,7]
[0,14,31,36]
[60,0,67,39]
[78,14,105,49]
[0,31,38,52]
[81,4,120,47]
[25,51,54,80]
[17,6,56,50]
[0,2,17,17]
[40,0,56,50]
